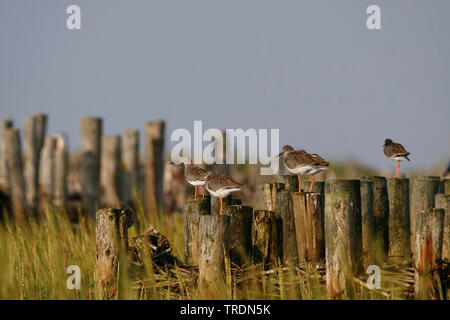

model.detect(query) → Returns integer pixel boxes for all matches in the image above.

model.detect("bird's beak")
[276,152,283,158]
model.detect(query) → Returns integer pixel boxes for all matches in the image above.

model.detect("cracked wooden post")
[252,210,281,266]
[95,206,134,299]
[24,113,47,213]
[414,208,445,300]
[101,136,122,207]
[387,178,411,262]
[412,176,441,256]
[435,194,450,299]
[325,192,358,300]
[435,194,450,262]
[2,127,28,222]
[277,176,298,264]
[361,176,389,263]
[39,136,57,205]
[0,120,14,193]
[198,215,230,299]
[360,179,377,266]
[292,193,325,263]
[184,197,209,266]
[53,134,68,208]
[145,121,165,219]
[121,129,140,205]
[223,205,253,266]
[80,117,102,217]
[325,179,363,275]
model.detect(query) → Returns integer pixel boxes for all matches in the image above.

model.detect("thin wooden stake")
[101,136,122,207]
[184,197,209,266]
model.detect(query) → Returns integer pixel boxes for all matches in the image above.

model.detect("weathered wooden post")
[292,193,325,263]
[411,176,441,255]
[252,210,281,265]
[360,179,377,266]
[95,207,134,299]
[361,176,389,262]
[2,128,28,222]
[101,136,122,207]
[387,178,411,261]
[121,129,140,204]
[39,136,56,204]
[414,208,445,300]
[325,179,363,275]
[0,120,14,193]
[80,117,102,217]
[184,197,209,266]
[324,192,359,300]
[53,134,68,208]
[435,194,450,262]
[198,215,230,299]
[443,179,450,195]
[277,176,298,264]
[145,121,165,218]
[223,205,253,266]
[24,113,47,212]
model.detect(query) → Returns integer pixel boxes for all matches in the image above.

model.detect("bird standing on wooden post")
[278,145,329,193]
[173,155,208,199]
[205,172,242,216]
[383,139,410,179]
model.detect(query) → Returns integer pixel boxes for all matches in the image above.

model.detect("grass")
[0,199,443,300]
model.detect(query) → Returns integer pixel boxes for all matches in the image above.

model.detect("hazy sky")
[1,1,449,169]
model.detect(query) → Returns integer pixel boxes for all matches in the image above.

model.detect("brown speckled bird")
[205,172,242,216]
[383,138,410,178]
[278,145,329,193]
[176,156,208,199]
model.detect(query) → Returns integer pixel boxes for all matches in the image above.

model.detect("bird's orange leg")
[309,175,314,193]
[202,186,205,199]
[194,186,198,199]
[395,162,400,179]
[296,174,302,193]
[220,197,223,216]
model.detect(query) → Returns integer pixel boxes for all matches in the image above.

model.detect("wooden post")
[101,136,122,207]
[145,121,165,218]
[292,193,325,263]
[80,117,102,217]
[24,113,47,212]
[252,210,281,265]
[121,129,140,204]
[387,178,411,261]
[435,194,450,262]
[262,182,283,212]
[223,205,253,266]
[39,136,57,205]
[2,128,28,222]
[0,120,14,193]
[414,208,445,300]
[53,134,68,208]
[213,130,230,176]
[361,176,389,261]
[198,215,230,299]
[274,178,298,264]
[325,179,363,275]
[95,207,134,299]
[325,192,358,299]
[184,198,209,266]
[443,179,450,195]
[360,179,377,266]
[411,176,441,256]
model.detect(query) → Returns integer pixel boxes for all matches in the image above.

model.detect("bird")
[383,138,410,179]
[174,155,208,199]
[278,145,329,193]
[205,172,242,216]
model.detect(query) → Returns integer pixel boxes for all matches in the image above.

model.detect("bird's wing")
[208,174,242,191]
[284,150,315,168]
[309,153,329,166]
